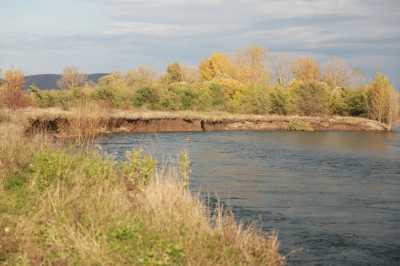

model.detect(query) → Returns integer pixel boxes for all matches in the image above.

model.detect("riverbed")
[97,129,400,265]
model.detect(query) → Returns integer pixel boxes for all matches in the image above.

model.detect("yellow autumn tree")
[199,53,235,81]
[234,46,269,85]
[0,68,28,109]
[292,57,321,82]
[366,73,399,128]
[3,68,25,91]
[163,63,184,84]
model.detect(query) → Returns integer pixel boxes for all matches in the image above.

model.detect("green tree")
[329,87,348,115]
[344,89,368,117]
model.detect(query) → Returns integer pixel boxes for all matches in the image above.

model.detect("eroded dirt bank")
[23,109,390,134]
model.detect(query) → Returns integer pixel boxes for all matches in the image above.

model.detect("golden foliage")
[366,73,399,127]
[234,46,269,85]
[0,69,29,109]
[2,69,25,91]
[199,52,235,81]
[292,57,321,82]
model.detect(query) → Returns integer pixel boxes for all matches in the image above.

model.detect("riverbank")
[0,117,283,265]
[3,108,390,136]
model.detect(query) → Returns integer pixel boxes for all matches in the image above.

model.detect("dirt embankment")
[24,109,390,135]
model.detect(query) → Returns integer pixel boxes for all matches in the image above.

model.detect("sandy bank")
[18,108,390,134]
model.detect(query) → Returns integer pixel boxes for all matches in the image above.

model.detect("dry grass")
[0,120,284,265]
[60,102,109,145]
[139,173,283,266]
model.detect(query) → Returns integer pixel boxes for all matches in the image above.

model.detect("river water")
[97,128,400,265]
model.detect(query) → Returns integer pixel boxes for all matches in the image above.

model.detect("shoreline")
[16,108,391,135]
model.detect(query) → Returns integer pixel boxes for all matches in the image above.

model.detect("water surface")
[97,129,400,265]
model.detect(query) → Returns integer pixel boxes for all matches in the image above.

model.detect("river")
[97,129,400,265]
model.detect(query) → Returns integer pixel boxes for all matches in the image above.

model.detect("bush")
[0,86,30,110]
[344,89,368,117]
[269,86,291,115]
[167,83,199,110]
[132,86,160,109]
[226,86,269,114]
[92,85,133,108]
[290,80,330,116]
[329,87,349,116]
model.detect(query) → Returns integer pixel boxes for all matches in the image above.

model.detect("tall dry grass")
[140,173,283,266]
[59,101,110,145]
[0,121,284,265]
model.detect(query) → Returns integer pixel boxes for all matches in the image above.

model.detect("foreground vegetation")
[1,46,399,129]
[0,114,283,265]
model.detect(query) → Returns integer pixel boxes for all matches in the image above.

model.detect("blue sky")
[1,0,399,87]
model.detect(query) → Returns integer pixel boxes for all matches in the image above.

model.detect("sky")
[1,0,399,86]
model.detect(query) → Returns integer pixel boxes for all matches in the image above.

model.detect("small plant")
[179,151,191,190]
[287,119,314,131]
[123,149,156,191]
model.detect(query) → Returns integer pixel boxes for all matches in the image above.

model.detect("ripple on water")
[97,131,400,265]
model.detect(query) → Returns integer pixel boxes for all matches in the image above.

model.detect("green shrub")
[268,86,291,115]
[344,89,368,117]
[291,80,330,116]
[123,149,156,191]
[329,87,349,116]
[132,86,160,108]
[226,86,269,114]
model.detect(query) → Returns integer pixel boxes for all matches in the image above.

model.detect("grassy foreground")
[0,117,283,265]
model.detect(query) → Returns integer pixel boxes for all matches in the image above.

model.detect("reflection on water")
[97,130,400,266]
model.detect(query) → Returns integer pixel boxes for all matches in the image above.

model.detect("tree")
[329,87,348,115]
[126,66,158,88]
[322,58,354,88]
[163,63,184,83]
[0,68,28,109]
[271,53,294,87]
[181,65,199,83]
[234,46,269,85]
[58,67,88,89]
[199,53,234,81]
[292,57,321,82]
[290,80,330,116]
[269,86,291,115]
[366,73,399,128]
[344,89,368,117]
[3,68,25,91]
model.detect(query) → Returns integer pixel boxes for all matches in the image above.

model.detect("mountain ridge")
[23,73,108,90]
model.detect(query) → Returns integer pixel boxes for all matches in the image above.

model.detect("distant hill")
[24,73,108,90]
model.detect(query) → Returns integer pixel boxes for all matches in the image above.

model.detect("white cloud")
[104,22,184,36]
[1,0,399,86]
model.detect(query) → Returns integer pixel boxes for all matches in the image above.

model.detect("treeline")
[0,46,399,127]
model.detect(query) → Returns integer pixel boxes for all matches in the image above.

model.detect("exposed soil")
[25,113,390,135]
